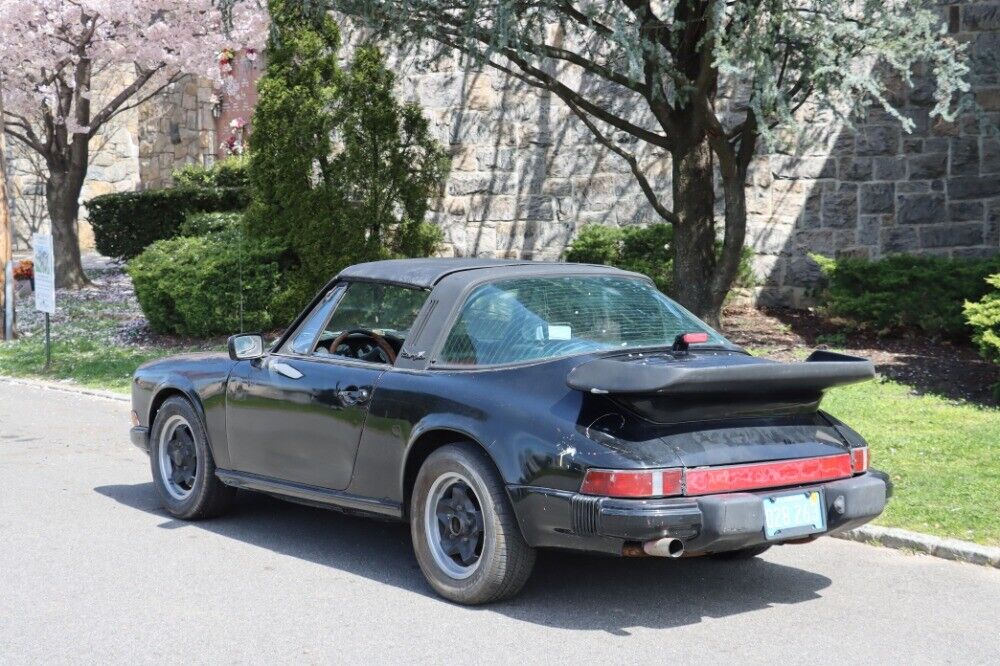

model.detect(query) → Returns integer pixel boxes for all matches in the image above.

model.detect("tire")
[712,544,772,560]
[410,443,536,604]
[149,396,236,520]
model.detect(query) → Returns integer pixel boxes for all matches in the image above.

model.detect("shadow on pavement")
[95,482,832,635]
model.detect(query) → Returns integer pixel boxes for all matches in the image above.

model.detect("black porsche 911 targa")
[130,258,889,604]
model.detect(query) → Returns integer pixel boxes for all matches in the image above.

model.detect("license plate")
[763,490,826,540]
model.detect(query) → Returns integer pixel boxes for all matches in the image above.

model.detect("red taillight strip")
[684,454,853,496]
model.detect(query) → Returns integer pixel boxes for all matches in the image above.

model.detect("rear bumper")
[508,470,891,556]
[130,426,150,454]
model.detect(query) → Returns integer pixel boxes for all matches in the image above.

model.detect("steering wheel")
[327,328,398,364]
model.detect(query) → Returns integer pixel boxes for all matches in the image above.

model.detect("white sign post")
[32,234,55,368]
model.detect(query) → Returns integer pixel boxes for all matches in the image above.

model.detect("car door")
[226,281,427,490]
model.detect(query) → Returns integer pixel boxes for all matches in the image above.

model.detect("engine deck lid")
[567,350,874,424]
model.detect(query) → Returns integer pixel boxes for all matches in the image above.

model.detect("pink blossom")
[0,1,268,140]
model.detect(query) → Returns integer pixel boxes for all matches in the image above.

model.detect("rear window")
[439,275,727,365]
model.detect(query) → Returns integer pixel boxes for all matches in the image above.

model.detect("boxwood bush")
[87,186,249,261]
[813,254,1000,339]
[178,211,242,237]
[172,157,250,189]
[127,223,282,337]
[564,223,755,296]
[964,273,1000,364]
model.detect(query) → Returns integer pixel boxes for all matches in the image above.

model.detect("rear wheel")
[712,544,772,560]
[149,396,236,520]
[410,443,535,604]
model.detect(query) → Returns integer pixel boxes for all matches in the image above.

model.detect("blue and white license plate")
[763,490,826,540]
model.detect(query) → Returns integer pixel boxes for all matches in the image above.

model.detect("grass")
[0,272,214,393]
[0,334,182,393]
[825,380,1000,546]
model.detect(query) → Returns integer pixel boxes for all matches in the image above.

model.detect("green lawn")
[0,333,179,393]
[825,380,1000,546]
[0,275,212,393]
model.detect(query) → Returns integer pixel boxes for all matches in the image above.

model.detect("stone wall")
[363,2,999,306]
[743,2,1000,305]
[137,76,218,190]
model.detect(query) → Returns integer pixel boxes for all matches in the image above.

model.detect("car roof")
[336,257,631,289]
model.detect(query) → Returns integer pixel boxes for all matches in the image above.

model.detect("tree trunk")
[670,138,720,327]
[46,168,89,289]
[708,170,749,319]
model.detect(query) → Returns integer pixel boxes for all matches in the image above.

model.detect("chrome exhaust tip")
[642,537,685,558]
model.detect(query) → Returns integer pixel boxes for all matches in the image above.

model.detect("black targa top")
[335,257,639,290]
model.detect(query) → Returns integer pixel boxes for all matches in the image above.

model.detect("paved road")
[1,379,998,665]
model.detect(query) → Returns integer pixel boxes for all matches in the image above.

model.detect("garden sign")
[33,234,55,367]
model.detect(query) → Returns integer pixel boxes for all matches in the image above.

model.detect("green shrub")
[173,157,250,189]
[964,273,1000,364]
[87,187,249,260]
[127,225,282,337]
[564,223,755,295]
[179,211,242,237]
[813,254,1000,339]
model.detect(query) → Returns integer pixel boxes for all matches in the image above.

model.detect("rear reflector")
[580,468,683,498]
[684,454,853,496]
[850,447,869,473]
[581,454,856,498]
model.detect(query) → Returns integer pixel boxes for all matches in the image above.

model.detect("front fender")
[132,354,236,469]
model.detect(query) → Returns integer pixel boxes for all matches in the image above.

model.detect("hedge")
[127,224,282,338]
[564,223,755,295]
[172,157,250,189]
[813,254,1000,340]
[86,186,249,261]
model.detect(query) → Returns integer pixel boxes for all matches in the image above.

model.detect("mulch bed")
[722,304,999,406]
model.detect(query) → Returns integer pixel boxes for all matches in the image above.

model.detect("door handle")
[337,385,371,406]
[273,361,303,380]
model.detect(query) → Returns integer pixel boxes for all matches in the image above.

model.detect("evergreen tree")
[247,0,447,321]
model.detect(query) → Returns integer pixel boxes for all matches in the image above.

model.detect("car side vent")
[571,494,601,535]
[410,298,438,342]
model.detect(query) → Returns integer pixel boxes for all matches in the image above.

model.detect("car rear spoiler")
[566,350,875,396]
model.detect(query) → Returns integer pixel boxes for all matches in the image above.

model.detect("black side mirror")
[228,333,265,360]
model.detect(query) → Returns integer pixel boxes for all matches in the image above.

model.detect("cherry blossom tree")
[0,1,267,287]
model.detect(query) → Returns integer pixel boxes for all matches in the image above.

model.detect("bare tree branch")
[88,65,164,137]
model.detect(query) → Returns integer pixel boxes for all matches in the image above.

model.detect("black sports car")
[130,258,889,604]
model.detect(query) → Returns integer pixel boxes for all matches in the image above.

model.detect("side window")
[312,281,429,364]
[281,286,345,355]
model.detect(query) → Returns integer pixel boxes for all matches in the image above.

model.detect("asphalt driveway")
[1,379,998,664]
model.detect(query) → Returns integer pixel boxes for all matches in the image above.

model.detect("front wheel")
[149,396,236,520]
[410,443,535,604]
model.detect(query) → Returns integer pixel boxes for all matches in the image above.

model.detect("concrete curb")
[0,375,128,403]
[834,525,1000,568]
